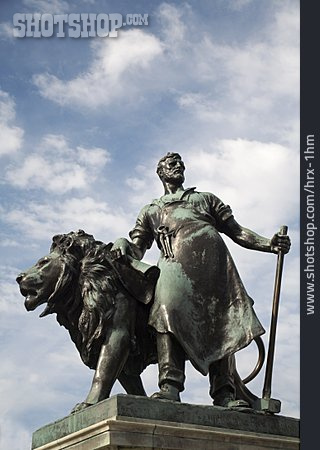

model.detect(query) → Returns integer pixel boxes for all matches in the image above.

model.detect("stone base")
[32,395,300,450]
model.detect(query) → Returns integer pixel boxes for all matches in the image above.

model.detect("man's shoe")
[213,387,249,408]
[150,383,181,402]
[226,399,250,408]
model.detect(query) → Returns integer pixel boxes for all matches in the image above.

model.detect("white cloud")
[0,22,14,40]
[227,0,254,11]
[0,91,16,122]
[22,0,70,13]
[0,418,31,450]
[0,239,20,247]
[33,29,163,109]
[31,1,299,156]
[158,2,188,45]
[5,134,110,193]
[172,2,299,142]
[77,146,111,166]
[3,196,132,242]
[177,93,227,123]
[0,266,24,314]
[0,91,24,156]
[183,139,299,233]
[125,159,163,208]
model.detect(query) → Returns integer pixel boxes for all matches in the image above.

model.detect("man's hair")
[156,152,182,178]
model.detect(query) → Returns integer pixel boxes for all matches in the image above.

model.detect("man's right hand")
[111,237,145,260]
[111,238,133,258]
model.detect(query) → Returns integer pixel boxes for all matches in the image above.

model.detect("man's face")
[160,156,185,185]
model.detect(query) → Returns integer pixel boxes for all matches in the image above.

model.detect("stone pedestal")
[32,395,299,450]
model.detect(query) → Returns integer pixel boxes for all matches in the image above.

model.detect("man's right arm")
[130,237,149,260]
[112,204,153,260]
[111,237,148,261]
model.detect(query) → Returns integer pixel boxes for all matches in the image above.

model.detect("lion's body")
[17,230,157,411]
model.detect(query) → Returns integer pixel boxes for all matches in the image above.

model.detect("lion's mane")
[49,231,123,369]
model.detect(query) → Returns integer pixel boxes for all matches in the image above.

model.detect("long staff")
[262,225,288,400]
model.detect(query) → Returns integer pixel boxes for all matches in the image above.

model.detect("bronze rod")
[262,225,288,400]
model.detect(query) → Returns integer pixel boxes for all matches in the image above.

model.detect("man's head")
[156,153,185,185]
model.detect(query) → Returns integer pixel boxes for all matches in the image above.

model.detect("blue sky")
[0,1,299,448]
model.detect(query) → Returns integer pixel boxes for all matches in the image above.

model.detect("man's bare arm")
[130,237,149,260]
[223,217,291,254]
[111,237,148,260]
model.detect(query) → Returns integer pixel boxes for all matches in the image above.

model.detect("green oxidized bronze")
[16,152,290,414]
[112,152,290,408]
[16,231,159,413]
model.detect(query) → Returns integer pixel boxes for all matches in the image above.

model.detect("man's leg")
[151,332,185,401]
[209,354,236,407]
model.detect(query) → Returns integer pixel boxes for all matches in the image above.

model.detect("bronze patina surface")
[17,153,291,413]
[113,152,290,407]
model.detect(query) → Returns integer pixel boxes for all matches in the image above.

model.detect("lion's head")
[17,230,122,368]
[17,250,77,315]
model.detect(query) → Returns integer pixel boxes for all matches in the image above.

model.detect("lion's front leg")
[85,329,131,404]
[72,292,135,412]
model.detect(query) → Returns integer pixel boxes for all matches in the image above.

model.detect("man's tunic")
[130,188,265,375]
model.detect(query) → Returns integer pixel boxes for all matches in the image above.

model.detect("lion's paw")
[70,402,93,414]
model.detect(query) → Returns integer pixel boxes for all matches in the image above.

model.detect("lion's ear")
[51,233,76,254]
[51,234,64,252]
[63,236,74,249]
[105,242,113,251]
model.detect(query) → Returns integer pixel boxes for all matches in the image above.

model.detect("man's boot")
[213,386,237,407]
[209,355,249,408]
[151,332,185,402]
[151,382,181,401]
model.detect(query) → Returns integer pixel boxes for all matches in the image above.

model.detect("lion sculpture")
[17,229,264,413]
[16,230,158,413]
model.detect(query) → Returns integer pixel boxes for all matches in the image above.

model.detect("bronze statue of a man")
[114,152,290,407]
